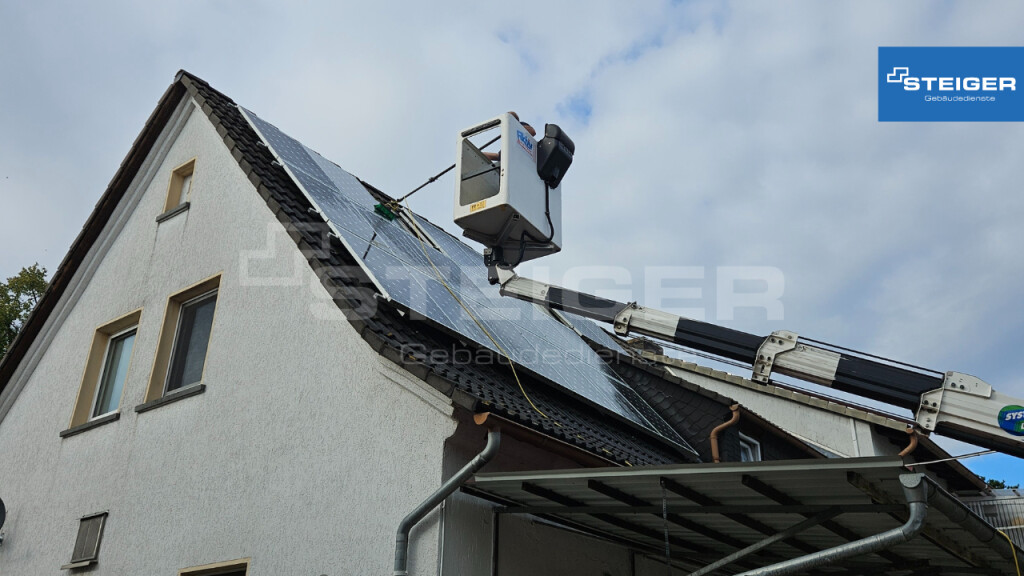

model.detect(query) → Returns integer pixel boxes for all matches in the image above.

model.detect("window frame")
[59,511,108,570]
[163,288,218,394]
[738,432,762,462]
[89,325,138,419]
[143,274,221,405]
[163,158,197,213]
[65,309,142,433]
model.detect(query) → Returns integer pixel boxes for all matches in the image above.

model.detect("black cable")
[539,183,555,243]
[513,183,556,265]
[396,135,501,204]
[512,231,529,268]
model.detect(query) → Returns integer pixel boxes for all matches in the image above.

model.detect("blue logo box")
[879,47,1024,121]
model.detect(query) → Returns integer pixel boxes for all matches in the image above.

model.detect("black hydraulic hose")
[510,184,556,267]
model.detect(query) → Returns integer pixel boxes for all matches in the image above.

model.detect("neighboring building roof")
[634,349,986,491]
[604,350,824,463]
[642,350,912,430]
[0,71,699,467]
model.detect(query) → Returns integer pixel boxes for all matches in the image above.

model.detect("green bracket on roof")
[374,203,398,221]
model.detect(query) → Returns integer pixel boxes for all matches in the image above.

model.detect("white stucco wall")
[0,98,458,575]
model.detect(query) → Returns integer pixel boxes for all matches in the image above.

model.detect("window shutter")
[61,512,107,569]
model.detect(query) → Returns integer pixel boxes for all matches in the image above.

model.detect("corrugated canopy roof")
[467,457,1020,575]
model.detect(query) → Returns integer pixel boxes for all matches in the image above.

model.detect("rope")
[661,479,672,575]
[998,529,1022,576]
[907,449,996,467]
[402,199,549,420]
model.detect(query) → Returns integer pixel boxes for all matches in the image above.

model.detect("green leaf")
[0,263,49,355]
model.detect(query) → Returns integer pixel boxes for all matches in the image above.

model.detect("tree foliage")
[0,264,48,356]
[981,476,1020,490]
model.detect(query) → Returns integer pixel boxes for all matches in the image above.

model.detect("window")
[166,291,217,392]
[143,275,220,405]
[60,512,107,570]
[92,327,136,418]
[739,433,762,462]
[64,310,141,434]
[179,558,250,576]
[163,158,196,213]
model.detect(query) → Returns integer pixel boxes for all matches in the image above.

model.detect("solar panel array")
[241,108,693,454]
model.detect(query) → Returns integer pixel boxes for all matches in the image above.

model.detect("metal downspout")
[734,473,929,576]
[394,429,501,576]
[711,405,741,463]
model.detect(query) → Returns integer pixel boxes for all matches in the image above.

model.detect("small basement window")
[60,512,107,570]
[739,433,762,462]
[163,158,196,213]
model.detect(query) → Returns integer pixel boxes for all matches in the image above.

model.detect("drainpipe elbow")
[898,426,919,458]
[710,404,742,463]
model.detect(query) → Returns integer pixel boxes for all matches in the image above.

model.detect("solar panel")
[559,310,627,354]
[244,111,377,206]
[240,108,694,454]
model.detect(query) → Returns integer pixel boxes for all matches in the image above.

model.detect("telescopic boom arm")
[489,266,1024,458]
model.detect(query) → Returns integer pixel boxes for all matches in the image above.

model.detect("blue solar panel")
[244,110,377,206]
[241,108,693,454]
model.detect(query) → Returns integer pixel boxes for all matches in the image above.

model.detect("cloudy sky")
[2,1,1023,481]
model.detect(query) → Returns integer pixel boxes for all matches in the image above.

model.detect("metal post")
[732,474,929,576]
[490,507,500,576]
[687,508,841,576]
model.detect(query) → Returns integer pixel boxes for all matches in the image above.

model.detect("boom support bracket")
[916,372,994,432]
[613,304,638,336]
[752,330,799,384]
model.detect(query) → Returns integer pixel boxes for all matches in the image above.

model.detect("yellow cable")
[998,529,1022,576]
[402,200,549,420]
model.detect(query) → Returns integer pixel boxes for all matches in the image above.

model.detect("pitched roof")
[0,71,699,467]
